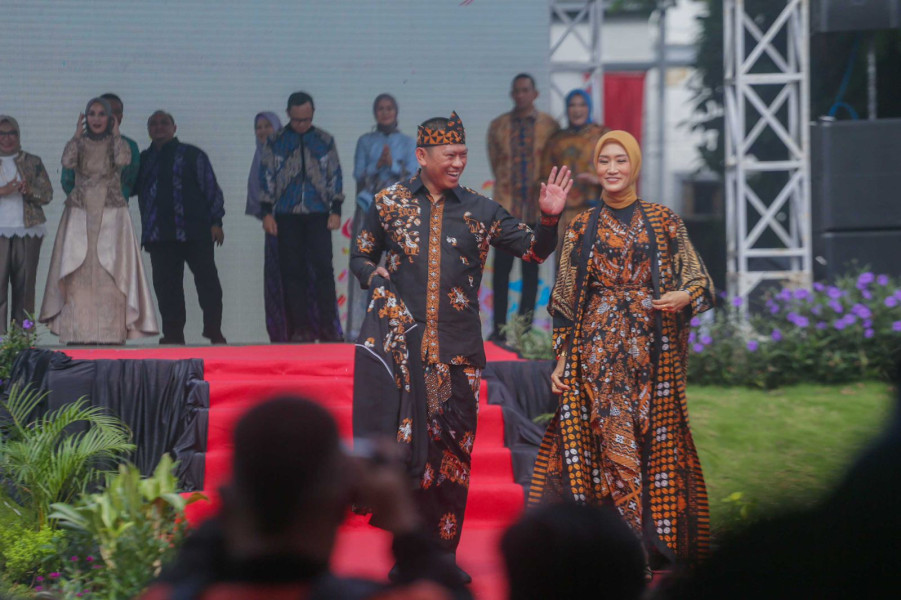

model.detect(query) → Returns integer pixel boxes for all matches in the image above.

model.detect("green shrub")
[48,455,205,600]
[689,272,901,388]
[502,314,554,360]
[506,270,901,388]
[0,521,63,584]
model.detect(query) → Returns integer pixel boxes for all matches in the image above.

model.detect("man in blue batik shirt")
[135,110,226,345]
[259,91,344,343]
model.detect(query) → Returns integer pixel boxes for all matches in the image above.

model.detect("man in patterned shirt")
[259,91,344,343]
[135,110,226,345]
[487,73,560,341]
[350,111,571,580]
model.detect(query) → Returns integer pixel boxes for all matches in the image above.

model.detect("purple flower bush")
[688,270,901,388]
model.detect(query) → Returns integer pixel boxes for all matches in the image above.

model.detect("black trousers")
[415,365,481,553]
[275,213,339,341]
[492,246,539,334]
[0,235,42,333]
[146,240,223,342]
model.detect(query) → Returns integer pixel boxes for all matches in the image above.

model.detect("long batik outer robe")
[528,201,714,565]
[351,173,557,551]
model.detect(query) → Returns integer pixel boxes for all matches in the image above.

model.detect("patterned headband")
[417,111,466,147]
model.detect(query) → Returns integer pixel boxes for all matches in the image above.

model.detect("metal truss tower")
[724,0,812,302]
[549,0,605,122]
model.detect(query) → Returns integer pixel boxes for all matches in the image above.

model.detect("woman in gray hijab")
[40,98,158,344]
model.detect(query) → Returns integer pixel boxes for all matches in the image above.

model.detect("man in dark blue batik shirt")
[135,110,226,345]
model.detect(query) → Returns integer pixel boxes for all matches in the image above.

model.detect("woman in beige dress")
[40,97,157,344]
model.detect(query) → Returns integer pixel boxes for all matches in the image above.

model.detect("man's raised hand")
[538,165,573,216]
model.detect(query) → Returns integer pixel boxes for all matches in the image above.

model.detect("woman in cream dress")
[40,97,157,344]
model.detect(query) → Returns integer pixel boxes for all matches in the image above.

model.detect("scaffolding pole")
[724,0,812,304]
[549,0,604,122]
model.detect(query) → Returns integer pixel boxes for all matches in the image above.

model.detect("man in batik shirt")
[350,111,571,579]
[487,73,559,341]
[136,110,226,345]
[259,91,344,343]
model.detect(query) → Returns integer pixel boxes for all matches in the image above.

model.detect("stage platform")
[64,342,525,600]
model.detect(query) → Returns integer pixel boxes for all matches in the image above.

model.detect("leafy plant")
[0,385,135,525]
[0,316,39,385]
[502,314,554,360]
[48,455,205,600]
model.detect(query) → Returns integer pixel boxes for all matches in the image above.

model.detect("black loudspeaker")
[811,118,901,280]
[812,0,901,33]
[814,230,901,279]
[811,118,901,232]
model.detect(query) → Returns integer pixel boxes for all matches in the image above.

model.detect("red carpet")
[65,342,524,600]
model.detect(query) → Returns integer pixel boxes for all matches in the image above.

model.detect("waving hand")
[538,166,573,216]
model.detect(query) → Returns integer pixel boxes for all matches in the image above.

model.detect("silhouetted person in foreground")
[140,396,470,600]
[501,503,646,600]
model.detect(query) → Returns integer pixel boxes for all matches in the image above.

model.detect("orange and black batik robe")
[528,201,714,566]
[350,173,558,551]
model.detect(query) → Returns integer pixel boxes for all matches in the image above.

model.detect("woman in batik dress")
[528,130,714,570]
[541,89,610,257]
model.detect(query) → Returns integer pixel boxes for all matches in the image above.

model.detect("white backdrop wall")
[1,0,552,344]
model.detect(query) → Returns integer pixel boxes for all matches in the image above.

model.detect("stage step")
[66,342,525,600]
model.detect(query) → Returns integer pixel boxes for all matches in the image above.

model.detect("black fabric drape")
[6,348,208,491]
[482,360,556,488]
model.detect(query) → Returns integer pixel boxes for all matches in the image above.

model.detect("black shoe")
[389,559,471,585]
[159,336,186,345]
[455,564,473,585]
[444,552,472,585]
[290,332,315,344]
[487,330,506,343]
[209,333,228,345]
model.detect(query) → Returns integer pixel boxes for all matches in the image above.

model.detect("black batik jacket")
[350,173,558,368]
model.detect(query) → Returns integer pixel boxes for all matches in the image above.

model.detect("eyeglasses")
[0,131,19,138]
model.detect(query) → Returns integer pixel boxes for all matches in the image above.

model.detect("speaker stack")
[811,118,901,280]
[810,0,901,280]
[811,0,900,33]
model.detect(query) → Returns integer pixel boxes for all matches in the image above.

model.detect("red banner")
[603,72,646,147]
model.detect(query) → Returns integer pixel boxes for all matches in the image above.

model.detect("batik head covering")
[565,89,593,128]
[417,111,465,147]
[593,129,642,207]
[84,97,115,140]
[246,111,283,218]
[0,115,21,155]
